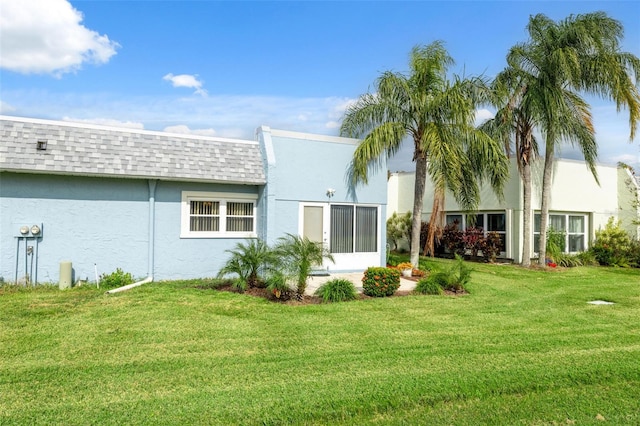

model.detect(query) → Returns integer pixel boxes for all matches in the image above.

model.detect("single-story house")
[387,158,640,263]
[0,116,387,284]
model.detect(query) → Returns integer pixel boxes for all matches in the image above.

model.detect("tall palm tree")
[507,12,640,266]
[341,42,508,266]
[481,70,539,266]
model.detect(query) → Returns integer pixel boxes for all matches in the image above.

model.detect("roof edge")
[268,128,360,145]
[0,115,258,145]
[0,168,266,185]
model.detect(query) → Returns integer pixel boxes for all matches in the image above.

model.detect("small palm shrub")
[414,276,443,295]
[275,234,334,300]
[315,278,358,303]
[362,267,401,297]
[99,268,133,289]
[429,255,471,293]
[266,272,294,301]
[217,239,277,291]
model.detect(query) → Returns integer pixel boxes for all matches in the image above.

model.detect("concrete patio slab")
[306,272,416,295]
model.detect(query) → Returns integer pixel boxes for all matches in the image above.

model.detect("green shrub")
[414,276,443,295]
[315,278,358,303]
[428,255,471,293]
[629,239,640,268]
[575,250,599,266]
[386,252,404,267]
[553,253,583,268]
[545,227,566,261]
[590,217,634,267]
[362,267,401,297]
[99,268,133,289]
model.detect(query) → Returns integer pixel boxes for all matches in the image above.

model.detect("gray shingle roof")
[0,116,266,185]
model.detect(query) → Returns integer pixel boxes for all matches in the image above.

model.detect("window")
[330,205,378,253]
[444,212,507,252]
[181,192,257,238]
[533,213,587,253]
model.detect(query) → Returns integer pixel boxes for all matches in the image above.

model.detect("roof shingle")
[0,116,266,185]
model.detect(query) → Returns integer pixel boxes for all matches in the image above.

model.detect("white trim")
[298,202,382,271]
[180,191,258,239]
[269,128,360,145]
[533,212,590,254]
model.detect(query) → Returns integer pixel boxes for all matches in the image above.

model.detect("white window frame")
[533,212,589,254]
[445,211,507,254]
[329,203,380,254]
[180,191,258,238]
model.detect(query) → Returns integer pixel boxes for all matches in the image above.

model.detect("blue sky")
[1,0,639,171]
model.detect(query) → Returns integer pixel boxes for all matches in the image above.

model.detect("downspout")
[107,179,157,294]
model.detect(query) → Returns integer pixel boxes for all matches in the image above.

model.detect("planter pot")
[401,269,412,278]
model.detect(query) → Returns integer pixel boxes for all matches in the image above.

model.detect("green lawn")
[1,259,639,425]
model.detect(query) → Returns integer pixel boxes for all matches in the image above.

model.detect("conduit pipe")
[106,180,157,295]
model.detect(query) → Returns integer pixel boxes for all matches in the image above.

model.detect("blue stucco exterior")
[257,127,387,271]
[0,172,261,283]
[0,117,388,284]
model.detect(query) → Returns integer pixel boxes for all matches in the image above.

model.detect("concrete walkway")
[306,272,417,296]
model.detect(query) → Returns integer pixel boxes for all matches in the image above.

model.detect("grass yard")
[1,259,639,425]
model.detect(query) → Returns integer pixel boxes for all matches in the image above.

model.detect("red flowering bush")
[362,267,401,297]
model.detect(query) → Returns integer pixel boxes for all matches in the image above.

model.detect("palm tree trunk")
[521,162,532,266]
[410,155,428,267]
[537,144,555,266]
[424,187,444,257]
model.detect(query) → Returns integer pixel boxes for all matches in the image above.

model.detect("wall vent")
[36,140,47,150]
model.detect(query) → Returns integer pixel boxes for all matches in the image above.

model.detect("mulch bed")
[196,282,464,305]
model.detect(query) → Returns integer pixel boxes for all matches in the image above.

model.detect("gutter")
[106,180,157,294]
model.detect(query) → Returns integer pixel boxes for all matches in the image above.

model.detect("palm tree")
[481,70,539,266]
[274,233,334,300]
[217,239,278,291]
[506,12,640,266]
[341,42,508,266]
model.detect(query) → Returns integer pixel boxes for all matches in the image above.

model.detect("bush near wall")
[362,267,401,297]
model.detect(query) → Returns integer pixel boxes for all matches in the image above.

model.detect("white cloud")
[163,73,208,97]
[62,117,144,130]
[325,121,340,129]
[609,153,640,166]
[475,108,494,125]
[163,124,217,136]
[0,0,119,75]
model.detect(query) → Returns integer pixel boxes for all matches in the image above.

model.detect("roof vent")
[36,140,47,151]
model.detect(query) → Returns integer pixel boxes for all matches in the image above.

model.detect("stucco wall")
[616,167,640,237]
[258,127,388,270]
[386,159,632,262]
[0,172,261,283]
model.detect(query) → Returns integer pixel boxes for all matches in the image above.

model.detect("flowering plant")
[362,267,401,297]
